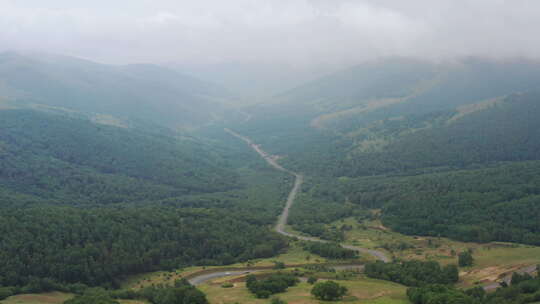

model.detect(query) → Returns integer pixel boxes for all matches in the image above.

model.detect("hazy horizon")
[1,0,539,69]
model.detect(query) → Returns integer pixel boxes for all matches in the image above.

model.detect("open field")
[199,277,408,304]
[332,217,540,287]
[0,292,147,304]
[122,241,328,289]
[0,292,73,304]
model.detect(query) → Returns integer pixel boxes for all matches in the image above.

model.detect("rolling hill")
[0,109,242,206]
[229,58,540,247]
[235,57,540,177]
[0,51,240,130]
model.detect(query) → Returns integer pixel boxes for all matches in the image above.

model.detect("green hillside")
[347,161,540,245]
[341,90,540,177]
[231,59,540,248]
[0,108,292,289]
[235,58,540,177]
[0,109,241,205]
[0,52,239,129]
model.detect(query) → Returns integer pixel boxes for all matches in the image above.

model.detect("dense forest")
[285,160,540,245]
[345,161,540,245]
[340,91,540,177]
[2,54,540,304]
[275,90,540,178]
[246,273,299,298]
[236,61,540,178]
[0,109,243,205]
[0,206,287,287]
[267,91,540,246]
[302,242,357,259]
[365,260,459,287]
[0,109,292,294]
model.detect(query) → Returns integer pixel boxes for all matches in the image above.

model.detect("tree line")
[408,269,540,304]
[0,206,287,288]
[365,260,459,287]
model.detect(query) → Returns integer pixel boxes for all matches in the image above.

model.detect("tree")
[273,261,285,269]
[311,281,347,301]
[465,286,485,300]
[307,276,318,285]
[270,297,287,304]
[458,251,474,267]
[442,264,459,283]
[245,274,298,299]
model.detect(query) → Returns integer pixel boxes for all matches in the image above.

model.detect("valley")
[1,54,540,304]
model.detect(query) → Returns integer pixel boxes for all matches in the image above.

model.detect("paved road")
[186,130,390,286]
[224,128,390,263]
[189,270,258,286]
[188,264,366,286]
[190,129,534,288]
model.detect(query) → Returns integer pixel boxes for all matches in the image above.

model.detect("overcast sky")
[1,0,538,66]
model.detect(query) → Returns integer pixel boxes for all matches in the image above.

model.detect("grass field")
[0,292,146,304]
[199,276,408,304]
[0,292,72,304]
[332,217,540,287]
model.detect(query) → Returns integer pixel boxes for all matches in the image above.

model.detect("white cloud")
[0,0,539,65]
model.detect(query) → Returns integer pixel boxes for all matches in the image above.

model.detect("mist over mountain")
[2,2,540,303]
[235,57,540,177]
[0,51,240,129]
[174,62,337,103]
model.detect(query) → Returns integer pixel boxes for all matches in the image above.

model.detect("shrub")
[458,251,474,267]
[311,281,347,301]
[246,273,299,298]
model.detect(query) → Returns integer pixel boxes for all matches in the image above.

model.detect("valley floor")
[3,130,539,304]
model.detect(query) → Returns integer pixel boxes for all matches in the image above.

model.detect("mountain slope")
[263,57,540,119]
[342,90,540,176]
[280,90,540,245]
[0,109,241,206]
[0,107,293,288]
[235,58,540,177]
[0,51,239,129]
[175,62,336,104]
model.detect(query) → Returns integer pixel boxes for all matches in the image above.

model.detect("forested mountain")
[175,62,335,103]
[229,58,540,247]
[0,108,292,289]
[0,51,239,129]
[283,91,540,245]
[0,206,287,287]
[255,57,540,120]
[2,53,540,299]
[235,58,540,177]
[340,90,540,177]
[346,161,540,245]
[0,109,241,205]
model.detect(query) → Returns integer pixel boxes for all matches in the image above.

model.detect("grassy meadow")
[332,217,540,287]
[199,277,408,304]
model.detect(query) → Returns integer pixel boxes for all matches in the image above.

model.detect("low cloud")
[1,0,539,66]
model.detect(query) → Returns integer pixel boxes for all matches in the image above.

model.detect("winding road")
[224,128,390,263]
[187,129,388,286]
[188,129,536,288]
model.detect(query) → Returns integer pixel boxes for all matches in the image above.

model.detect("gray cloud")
[1,0,539,66]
